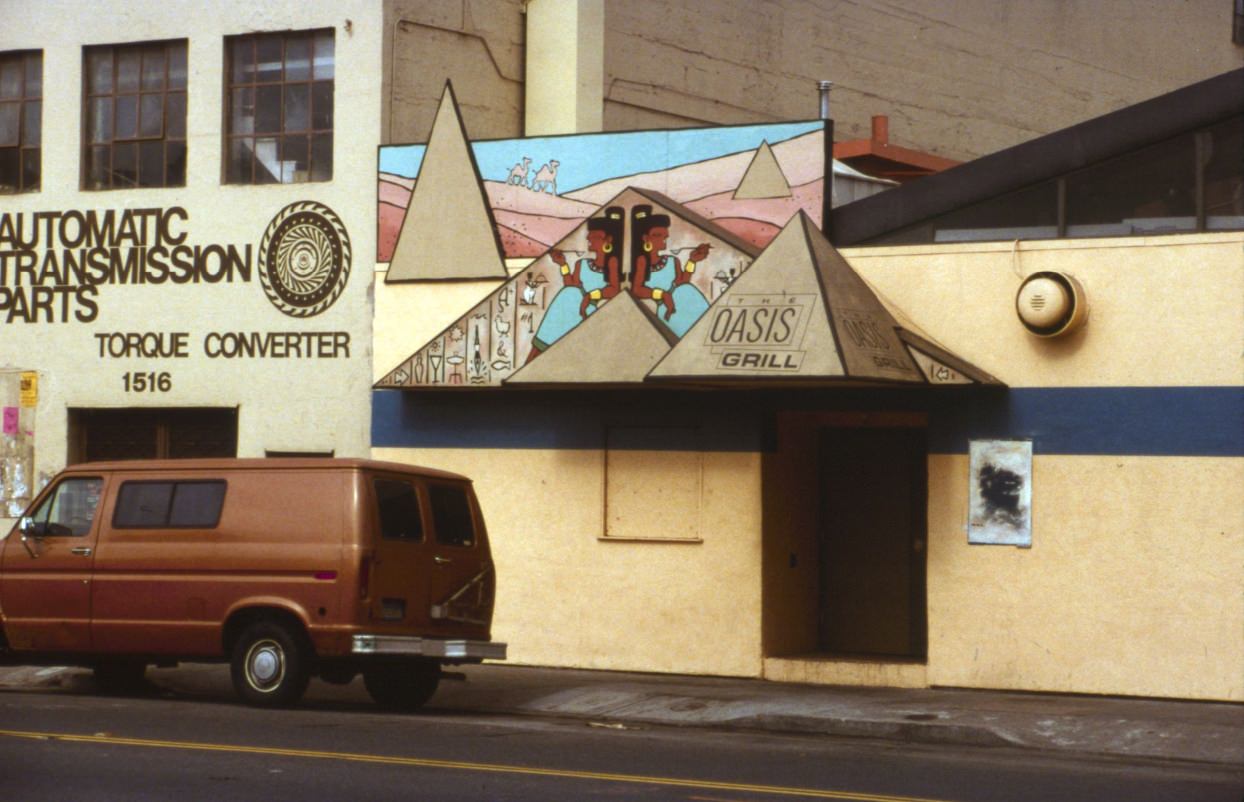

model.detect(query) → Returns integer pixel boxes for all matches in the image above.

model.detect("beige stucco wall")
[846,234,1243,700]
[603,0,1244,160]
[374,232,1242,697]
[376,262,765,676]
[374,443,765,676]
[842,233,1244,388]
[1,1,383,522]
[927,453,1243,700]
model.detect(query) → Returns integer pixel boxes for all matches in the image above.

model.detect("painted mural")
[379,188,760,388]
[377,120,827,261]
[375,86,998,391]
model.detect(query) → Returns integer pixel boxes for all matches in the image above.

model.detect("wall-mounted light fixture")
[1015,271,1088,337]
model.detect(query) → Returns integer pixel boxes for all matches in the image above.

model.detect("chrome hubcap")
[245,640,285,691]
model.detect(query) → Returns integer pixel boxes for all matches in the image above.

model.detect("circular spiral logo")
[258,202,351,317]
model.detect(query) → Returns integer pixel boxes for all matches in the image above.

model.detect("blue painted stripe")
[372,387,1244,457]
[925,387,1243,456]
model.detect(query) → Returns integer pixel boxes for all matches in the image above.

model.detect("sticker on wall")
[257,201,352,318]
[968,440,1033,547]
[19,371,37,406]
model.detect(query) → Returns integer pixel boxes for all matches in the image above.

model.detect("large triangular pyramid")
[649,213,1000,385]
[733,140,792,200]
[386,82,507,281]
[506,293,677,386]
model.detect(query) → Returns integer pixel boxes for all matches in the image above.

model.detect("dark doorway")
[817,426,926,659]
[69,408,238,462]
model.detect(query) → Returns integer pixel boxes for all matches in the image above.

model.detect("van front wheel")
[231,621,311,707]
[363,661,440,711]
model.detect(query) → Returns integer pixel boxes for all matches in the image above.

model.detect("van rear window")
[374,478,423,541]
[114,481,226,528]
[429,484,474,547]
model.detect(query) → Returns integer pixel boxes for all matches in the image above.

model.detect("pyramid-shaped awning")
[647,213,1001,386]
[386,82,507,281]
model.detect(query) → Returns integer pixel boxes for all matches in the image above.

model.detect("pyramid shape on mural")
[733,140,792,200]
[376,185,762,389]
[386,82,508,281]
[506,293,678,385]
[648,213,1000,385]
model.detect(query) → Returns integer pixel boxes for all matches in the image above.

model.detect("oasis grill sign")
[0,201,351,324]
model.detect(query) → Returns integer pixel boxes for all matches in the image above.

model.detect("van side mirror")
[19,518,43,558]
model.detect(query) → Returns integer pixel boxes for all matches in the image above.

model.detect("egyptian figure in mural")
[629,204,711,339]
[527,206,624,361]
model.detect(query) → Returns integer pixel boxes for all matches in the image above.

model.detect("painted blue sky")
[379,121,823,194]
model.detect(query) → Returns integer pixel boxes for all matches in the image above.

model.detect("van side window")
[114,481,226,528]
[374,478,423,541]
[429,484,474,547]
[26,477,104,537]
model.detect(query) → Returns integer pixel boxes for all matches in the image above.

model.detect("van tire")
[363,660,440,711]
[231,621,311,707]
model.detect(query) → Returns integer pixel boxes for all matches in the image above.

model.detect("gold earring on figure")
[603,243,612,253]
[643,241,653,252]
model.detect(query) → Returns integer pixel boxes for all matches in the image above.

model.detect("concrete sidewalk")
[3,662,1242,768]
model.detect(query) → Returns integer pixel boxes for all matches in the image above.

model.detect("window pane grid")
[0,50,42,193]
[83,40,186,190]
[225,29,332,184]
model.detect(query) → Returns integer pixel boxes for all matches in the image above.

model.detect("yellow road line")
[0,728,954,802]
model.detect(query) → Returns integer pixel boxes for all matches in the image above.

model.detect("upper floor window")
[83,40,187,190]
[0,50,42,194]
[225,29,333,184]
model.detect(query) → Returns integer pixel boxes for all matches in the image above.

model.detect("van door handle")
[433,556,452,565]
[70,547,93,556]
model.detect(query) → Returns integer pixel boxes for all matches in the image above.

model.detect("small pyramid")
[733,140,793,200]
[506,293,676,385]
[386,82,507,281]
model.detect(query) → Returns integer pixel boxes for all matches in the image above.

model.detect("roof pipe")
[819,80,834,241]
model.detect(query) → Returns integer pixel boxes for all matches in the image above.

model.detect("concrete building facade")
[1,1,383,527]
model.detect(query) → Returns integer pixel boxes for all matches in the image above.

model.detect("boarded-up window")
[603,426,702,541]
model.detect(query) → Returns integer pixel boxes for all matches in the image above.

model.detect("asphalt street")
[0,677,1240,801]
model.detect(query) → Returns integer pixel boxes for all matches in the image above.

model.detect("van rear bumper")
[351,635,506,661]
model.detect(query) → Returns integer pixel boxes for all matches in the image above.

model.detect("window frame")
[223,28,334,185]
[373,476,426,543]
[81,39,188,191]
[0,49,42,194]
[111,479,228,530]
[601,425,704,543]
[427,482,477,548]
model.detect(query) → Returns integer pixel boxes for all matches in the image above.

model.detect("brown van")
[0,458,505,709]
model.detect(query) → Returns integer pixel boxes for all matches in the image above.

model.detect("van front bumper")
[351,635,506,661]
